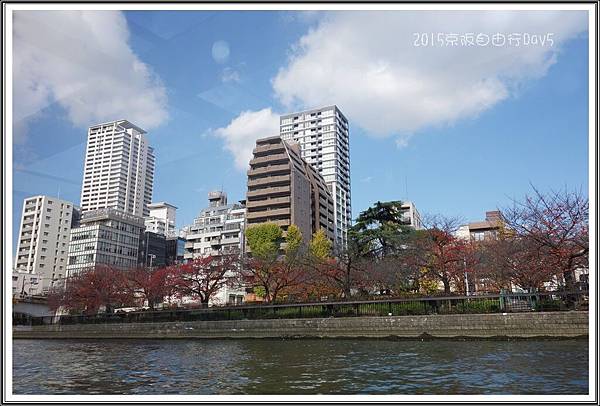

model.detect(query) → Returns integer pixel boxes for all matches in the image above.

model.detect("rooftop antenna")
[57,185,61,200]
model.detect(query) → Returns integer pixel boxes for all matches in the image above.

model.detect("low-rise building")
[456,211,503,241]
[400,201,423,230]
[66,208,145,276]
[138,231,167,268]
[166,236,186,265]
[12,270,41,297]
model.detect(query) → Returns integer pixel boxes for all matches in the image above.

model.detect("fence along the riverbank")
[13,290,588,327]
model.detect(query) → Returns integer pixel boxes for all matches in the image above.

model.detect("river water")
[13,339,588,395]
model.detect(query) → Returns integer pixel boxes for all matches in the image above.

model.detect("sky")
[11,9,590,247]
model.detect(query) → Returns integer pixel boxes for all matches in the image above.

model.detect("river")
[12,338,588,395]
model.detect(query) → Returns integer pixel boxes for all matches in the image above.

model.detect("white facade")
[66,208,145,276]
[183,192,246,259]
[181,191,247,306]
[80,120,155,217]
[14,195,78,293]
[400,201,423,230]
[145,202,177,237]
[280,105,351,248]
[12,270,41,297]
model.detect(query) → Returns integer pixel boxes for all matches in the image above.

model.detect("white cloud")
[13,11,168,135]
[221,67,241,83]
[273,11,587,142]
[213,108,280,171]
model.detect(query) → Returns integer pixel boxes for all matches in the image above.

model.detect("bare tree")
[502,185,589,288]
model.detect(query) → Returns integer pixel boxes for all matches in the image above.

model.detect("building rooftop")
[89,119,146,135]
[148,202,178,209]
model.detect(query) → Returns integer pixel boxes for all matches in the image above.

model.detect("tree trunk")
[442,279,451,295]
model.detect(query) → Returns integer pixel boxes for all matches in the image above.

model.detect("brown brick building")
[246,136,335,242]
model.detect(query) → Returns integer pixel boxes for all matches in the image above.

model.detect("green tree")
[284,224,303,261]
[242,223,306,303]
[352,200,414,259]
[245,223,282,261]
[309,229,332,261]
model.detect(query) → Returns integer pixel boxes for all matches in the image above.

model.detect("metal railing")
[13,290,588,326]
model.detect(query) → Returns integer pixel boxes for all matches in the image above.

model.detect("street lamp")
[464,258,470,296]
[147,254,156,269]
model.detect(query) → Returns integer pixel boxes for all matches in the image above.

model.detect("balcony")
[249,153,288,166]
[246,196,291,208]
[253,143,285,156]
[246,207,291,220]
[247,218,291,228]
[247,163,290,177]
[246,185,290,198]
[247,174,290,188]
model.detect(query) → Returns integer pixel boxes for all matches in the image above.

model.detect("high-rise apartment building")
[183,191,246,260]
[14,195,80,293]
[246,136,335,242]
[145,202,177,237]
[80,120,155,217]
[66,208,145,276]
[280,105,351,248]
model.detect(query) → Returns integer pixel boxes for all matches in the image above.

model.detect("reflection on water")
[13,339,588,395]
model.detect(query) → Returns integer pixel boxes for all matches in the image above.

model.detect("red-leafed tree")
[409,216,465,294]
[478,232,560,292]
[123,266,176,310]
[48,265,133,315]
[242,257,309,303]
[171,255,239,306]
[502,186,589,289]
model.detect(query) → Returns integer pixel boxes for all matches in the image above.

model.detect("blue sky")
[12,10,589,246]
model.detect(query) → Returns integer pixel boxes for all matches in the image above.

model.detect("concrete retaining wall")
[13,311,588,339]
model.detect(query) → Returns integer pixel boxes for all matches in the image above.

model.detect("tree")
[325,229,372,299]
[309,229,333,261]
[409,216,464,294]
[243,223,307,303]
[123,266,175,310]
[172,255,238,306]
[245,223,282,261]
[502,186,589,288]
[479,233,557,292]
[48,265,132,315]
[352,200,414,259]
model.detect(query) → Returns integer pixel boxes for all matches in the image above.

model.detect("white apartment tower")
[280,105,351,248]
[80,120,155,217]
[14,195,79,293]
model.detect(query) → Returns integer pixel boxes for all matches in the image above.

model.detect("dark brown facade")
[246,136,335,242]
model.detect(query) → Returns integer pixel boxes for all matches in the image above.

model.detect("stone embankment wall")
[13,312,588,339]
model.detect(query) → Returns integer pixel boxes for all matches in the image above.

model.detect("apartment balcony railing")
[246,196,291,208]
[247,174,291,188]
[246,207,291,220]
[247,163,290,177]
[246,185,290,198]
